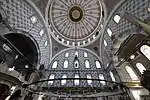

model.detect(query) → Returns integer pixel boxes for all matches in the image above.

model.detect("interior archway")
[4,33,39,75]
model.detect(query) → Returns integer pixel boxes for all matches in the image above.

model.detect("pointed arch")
[85,60,90,68]
[52,61,58,68]
[125,66,139,81]
[63,60,68,68]
[140,45,150,60]
[136,62,146,74]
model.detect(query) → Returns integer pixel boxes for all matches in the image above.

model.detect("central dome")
[47,0,103,44]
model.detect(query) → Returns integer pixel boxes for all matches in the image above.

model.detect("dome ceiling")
[46,0,104,47]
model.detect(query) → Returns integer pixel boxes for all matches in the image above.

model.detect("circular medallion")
[69,6,83,22]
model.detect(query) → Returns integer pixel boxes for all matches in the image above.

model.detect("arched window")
[130,54,135,60]
[65,52,69,57]
[74,74,79,85]
[78,42,80,46]
[72,42,75,46]
[107,28,112,37]
[88,38,91,42]
[25,65,29,68]
[44,41,48,47]
[87,74,92,85]
[48,74,55,85]
[148,7,150,12]
[104,40,107,47]
[114,15,121,23]
[100,24,103,28]
[61,74,67,85]
[93,35,96,39]
[57,35,59,38]
[136,62,146,74]
[30,16,37,23]
[99,74,105,85]
[140,45,150,60]
[8,66,15,71]
[3,44,11,52]
[10,86,16,94]
[67,41,69,45]
[15,55,19,59]
[95,61,101,68]
[75,51,78,57]
[85,60,90,68]
[52,61,58,68]
[84,52,88,57]
[125,66,139,81]
[110,71,116,82]
[61,39,64,43]
[83,41,85,45]
[39,29,44,36]
[63,60,68,68]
